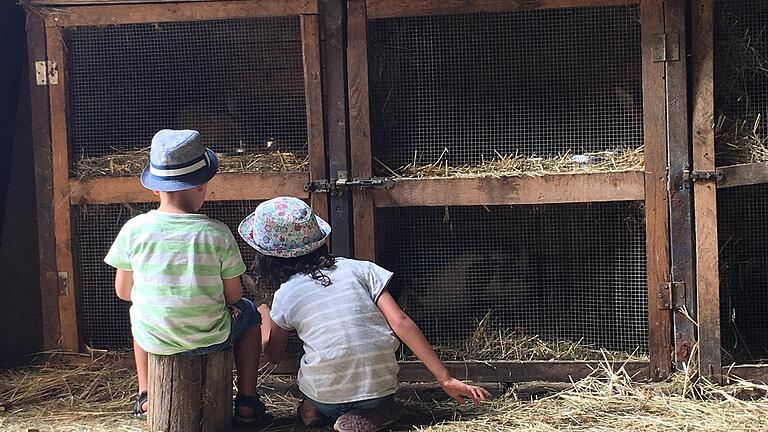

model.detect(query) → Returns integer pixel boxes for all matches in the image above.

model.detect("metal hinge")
[57,271,69,296]
[658,282,685,310]
[651,33,680,62]
[682,169,723,188]
[305,171,395,195]
[35,61,59,86]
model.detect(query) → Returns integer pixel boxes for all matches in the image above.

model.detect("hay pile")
[3,356,768,431]
[428,315,647,363]
[715,114,768,166]
[74,148,309,179]
[419,363,768,432]
[376,147,645,180]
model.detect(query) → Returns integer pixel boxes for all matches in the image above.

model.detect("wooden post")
[691,0,722,382]
[148,350,233,432]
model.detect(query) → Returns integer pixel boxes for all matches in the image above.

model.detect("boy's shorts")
[180,298,261,356]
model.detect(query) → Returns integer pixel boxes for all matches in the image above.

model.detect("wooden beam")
[69,172,309,204]
[26,0,252,4]
[46,25,79,353]
[641,0,674,380]
[692,0,722,382]
[366,0,639,19]
[300,14,329,224]
[724,365,768,383]
[26,10,63,351]
[347,0,376,261]
[42,0,317,27]
[370,172,643,208]
[717,162,768,189]
[321,0,353,256]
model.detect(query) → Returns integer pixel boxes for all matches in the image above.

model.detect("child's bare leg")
[133,338,149,411]
[234,324,261,416]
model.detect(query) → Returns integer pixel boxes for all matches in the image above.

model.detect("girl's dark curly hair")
[249,244,336,287]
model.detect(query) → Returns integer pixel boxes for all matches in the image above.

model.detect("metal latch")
[35,61,59,86]
[658,282,685,310]
[682,169,723,188]
[305,171,395,195]
[651,33,680,62]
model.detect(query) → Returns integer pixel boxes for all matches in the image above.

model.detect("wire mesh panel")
[368,6,643,168]
[376,201,648,358]
[74,201,262,349]
[64,16,308,172]
[714,0,768,166]
[718,184,768,363]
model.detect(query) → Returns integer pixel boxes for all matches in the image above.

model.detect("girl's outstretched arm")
[258,304,289,364]
[376,289,491,405]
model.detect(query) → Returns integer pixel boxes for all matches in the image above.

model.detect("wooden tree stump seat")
[148,349,233,432]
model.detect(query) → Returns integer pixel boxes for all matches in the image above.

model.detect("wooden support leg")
[148,350,233,432]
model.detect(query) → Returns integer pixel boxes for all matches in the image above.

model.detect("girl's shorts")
[180,298,261,356]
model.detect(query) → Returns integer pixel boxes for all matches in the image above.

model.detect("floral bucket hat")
[238,197,331,258]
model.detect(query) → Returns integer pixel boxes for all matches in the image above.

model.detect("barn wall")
[0,4,44,367]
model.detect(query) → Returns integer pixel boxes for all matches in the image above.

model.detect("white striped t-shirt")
[104,210,246,355]
[270,258,400,404]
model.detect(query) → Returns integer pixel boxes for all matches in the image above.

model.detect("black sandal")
[233,393,272,426]
[133,391,148,419]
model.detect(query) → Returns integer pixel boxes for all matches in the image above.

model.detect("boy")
[104,129,269,425]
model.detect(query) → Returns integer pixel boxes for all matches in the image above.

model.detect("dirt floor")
[2,358,768,431]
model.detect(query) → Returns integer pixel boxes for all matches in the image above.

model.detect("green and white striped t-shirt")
[104,210,246,355]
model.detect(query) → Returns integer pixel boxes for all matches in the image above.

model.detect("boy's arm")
[222,276,243,305]
[114,269,134,301]
[376,289,490,405]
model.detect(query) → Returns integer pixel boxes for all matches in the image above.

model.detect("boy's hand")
[440,378,491,405]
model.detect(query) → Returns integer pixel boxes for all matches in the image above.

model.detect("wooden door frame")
[347,0,673,381]
[28,0,327,352]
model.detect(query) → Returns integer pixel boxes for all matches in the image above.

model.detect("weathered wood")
[692,0,722,382]
[717,162,768,189]
[69,172,309,204]
[641,0,674,380]
[347,0,376,261]
[148,350,233,432]
[370,172,644,208]
[26,10,62,351]
[42,0,317,27]
[26,0,250,4]
[723,365,768,384]
[300,14,329,223]
[46,25,79,353]
[269,359,649,383]
[664,0,697,369]
[321,0,353,256]
[366,0,639,19]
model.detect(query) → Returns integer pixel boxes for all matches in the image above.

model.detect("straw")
[73,148,309,179]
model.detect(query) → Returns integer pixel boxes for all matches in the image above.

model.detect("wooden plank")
[370,172,644,208]
[664,0,697,369]
[724,365,768,383]
[69,172,309,204]
[366,0,639,19]
[717,162,768,189]
[692,0,722,382]
[26,0,251,4]
[641,0,673,380]
[321,0,353,256]
[300,15,329,223]
[46,25,79,353]
[42,0,317,27]
[270,359,649,382]
[347,0,376,261]
[26,11,63,351]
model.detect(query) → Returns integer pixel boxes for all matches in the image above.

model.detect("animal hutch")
[24,0,752,383]
[689,0,768,380]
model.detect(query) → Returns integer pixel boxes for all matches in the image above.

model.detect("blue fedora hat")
[140,129,219,192]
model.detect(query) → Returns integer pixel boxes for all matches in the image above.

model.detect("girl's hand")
[227,304,241,318]
[440,378,491,405]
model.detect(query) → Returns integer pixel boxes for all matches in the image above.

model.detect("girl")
[238,197,490,432]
